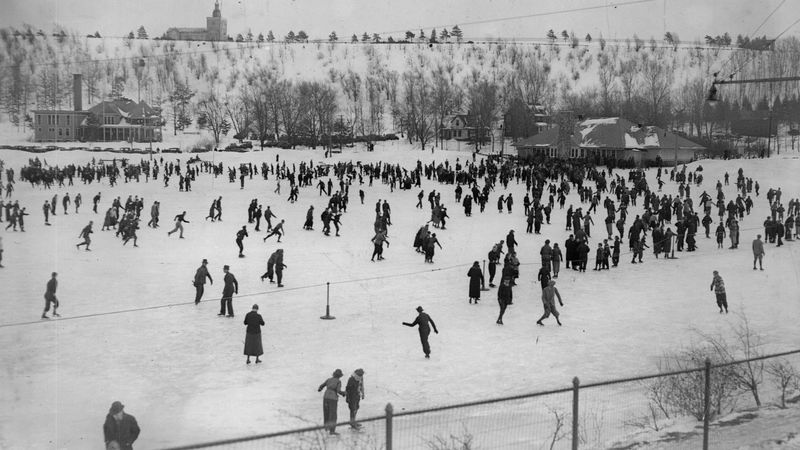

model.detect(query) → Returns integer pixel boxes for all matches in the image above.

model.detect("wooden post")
[703,358,711,450]
[385,403,393,450]
[572,377,580,450]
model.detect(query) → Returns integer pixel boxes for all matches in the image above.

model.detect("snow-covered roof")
[514,117,705,151]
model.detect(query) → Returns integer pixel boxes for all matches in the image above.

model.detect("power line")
[376,0,657,35]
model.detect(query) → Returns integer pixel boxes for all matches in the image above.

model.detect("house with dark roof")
[439,113,490,142]
[33,74,163,143]
[513,117,705,165]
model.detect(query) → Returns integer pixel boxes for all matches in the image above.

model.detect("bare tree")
[467,78,499,150]
[430,65,460,148]
[640,52,674,125]
[597,53,618,116]
[402,68,435,150]
[766,360,799,408]
[224,92,253,142]
[196,92,230,145]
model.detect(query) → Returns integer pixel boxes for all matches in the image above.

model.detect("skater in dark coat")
[235,226,248,257]
[403,306,439,358]
[345,368,366,429]
[303,205,314,230]
[318,369,346,435]
[467,261,484,304]
[76,221,93,251]
[103,401,140,450]
[506,230,517,254]
[193,259,213,304]
[551,243,563,278]
[243,304,265,364]
[42,272,59,319]
[218,265,239,317]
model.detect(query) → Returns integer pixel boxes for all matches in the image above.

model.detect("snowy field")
[1,141,800,449]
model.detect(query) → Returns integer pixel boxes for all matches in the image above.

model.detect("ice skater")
[345,368,365,429]
[193,259,213,304]
[218,265,239,317]
[467,261,483,304]
[236,226,248,257]
[536,280,564,326]
[76,221,94,251]
[318,369,346,435]
[710,270,728,313]
[402,306,439,358]
[167,211,189,238]
[263,219,285,242]
[41,272,59,319]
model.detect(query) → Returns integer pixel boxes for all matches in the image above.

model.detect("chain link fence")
[163,349,800,450]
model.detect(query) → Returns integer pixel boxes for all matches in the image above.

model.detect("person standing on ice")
[710,270,728,313]
[103,401,140,450]
[752,234,765,270]
[41,272,59,319]
[243,304,265,364]
[235,226,248,257]
[193,259,213,305]
[218,265,239,317]
[318,369,346,435]
[536,280,564,326]
[76,220,93,251]
[496,266,514,325]
[167,211,189,238]
[345,368,365,429]
[402,306,439,358]
[506,230,517,254]
[467,261,483,304]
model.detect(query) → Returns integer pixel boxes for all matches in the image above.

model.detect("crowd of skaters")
[4,148,800,444]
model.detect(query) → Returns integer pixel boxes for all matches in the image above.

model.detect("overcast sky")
[3,0,798,42]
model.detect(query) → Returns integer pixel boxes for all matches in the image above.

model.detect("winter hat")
[252,304,259,310]
[333,369,343,377]
[223,265,230,270]
[355,368,365,376]
[416,306,424,313]
[202,259,208,264]
[109,401,124,414]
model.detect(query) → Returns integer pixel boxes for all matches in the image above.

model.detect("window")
[37,115,41,124]
[67,115,71,125]
[37,128,42,133]
[65,128,70,137]
[58,128,63,136]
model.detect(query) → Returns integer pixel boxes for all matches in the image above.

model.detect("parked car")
[164,147,181,153]
[240,141,253,149]
[119,147,131,152]
[131,147,144,153]
[104,147,114,152]
[92,147,103,151]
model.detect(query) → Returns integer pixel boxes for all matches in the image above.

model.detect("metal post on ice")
[320,281,335,320]
[481,259,490,291]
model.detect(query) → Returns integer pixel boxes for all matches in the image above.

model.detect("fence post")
[385,402,393,450]
[481,259,489,291]
[320,281,335,320]
[703,358,711,450]
[572,376,580,450]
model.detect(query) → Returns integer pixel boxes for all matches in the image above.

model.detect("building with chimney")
[32,74,163,143]
[163,1,228,42]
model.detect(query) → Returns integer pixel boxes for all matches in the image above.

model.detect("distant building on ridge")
[163,1,228,42]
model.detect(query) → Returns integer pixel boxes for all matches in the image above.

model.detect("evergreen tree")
[430,28,437,43]
[127,31,135,40]
[362,32,370,43]
[246,30,253,42]
[561,30,569,42]
[387,36,395,43]
[451,25,463,42]
[257,32,264,43]
[137,25,148,39]
[297,30,308,42]
[405,31,415,41]
[286,31,296,42]
[267,30,275,42]
[419,29,426,42]
[546,29,557,43]
[351,34,358,43]
[236,33,244,42]
[94,31,101,38]
[328,31,338,42]
[440,28,450,42]
[585,33,592,42]
[372,33,381,43]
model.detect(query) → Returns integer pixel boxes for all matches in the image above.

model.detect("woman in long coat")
[467,261,484,304]
[243,304,265,364]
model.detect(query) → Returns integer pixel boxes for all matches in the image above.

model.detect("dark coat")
[222,272,238,297]
[243,311,265,356]
[345,375,363,409]
[103,413,140,450]
[467,266,483,298]
[194,265,212,285]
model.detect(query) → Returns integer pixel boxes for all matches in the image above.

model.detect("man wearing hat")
[403,306,439,358]
[103,401,140,450]
[219,265,239,317]
[193,259,213,305]
[346,368,366,429]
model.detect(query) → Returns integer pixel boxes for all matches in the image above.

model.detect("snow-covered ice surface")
[1,141,799,449]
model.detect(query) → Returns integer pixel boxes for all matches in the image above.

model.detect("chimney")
[73,74,82,111]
